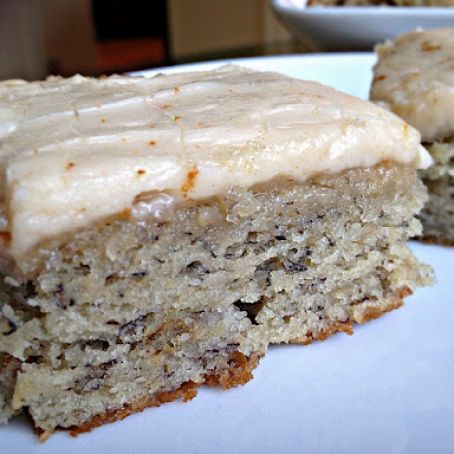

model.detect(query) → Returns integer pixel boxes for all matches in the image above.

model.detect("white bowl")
[272,0,454,50]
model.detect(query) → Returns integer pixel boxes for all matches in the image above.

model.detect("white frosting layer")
[372,28,454,142]
[0,66,431,262]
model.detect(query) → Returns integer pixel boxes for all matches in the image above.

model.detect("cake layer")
[0,164,432,435]
[0,67,430,264]
[371,28,454,143]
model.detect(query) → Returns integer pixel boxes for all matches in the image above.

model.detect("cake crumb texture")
[0,164,432,436]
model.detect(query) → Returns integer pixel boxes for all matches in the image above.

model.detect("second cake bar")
[371,28,454,245]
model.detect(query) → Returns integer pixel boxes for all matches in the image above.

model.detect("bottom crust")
[49,287,411,442]
[419,235,454,247]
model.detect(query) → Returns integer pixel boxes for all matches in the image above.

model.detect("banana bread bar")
[371,28,454,245]
[0,67,432,439]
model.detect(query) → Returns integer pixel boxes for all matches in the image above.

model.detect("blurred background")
[0,0,304,80]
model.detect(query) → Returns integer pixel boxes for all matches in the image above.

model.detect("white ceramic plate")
[2,55,454,454]
[272,0,454,50]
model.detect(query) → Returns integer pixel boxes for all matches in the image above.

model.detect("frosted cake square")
[0,66,432,438]
[371,28,454,245]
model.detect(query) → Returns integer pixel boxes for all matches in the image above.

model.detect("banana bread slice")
[0,67,432,438]
[371,28,454,245]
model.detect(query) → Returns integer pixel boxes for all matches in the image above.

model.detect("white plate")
[3,55,454,454]
[272,0,454,50]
